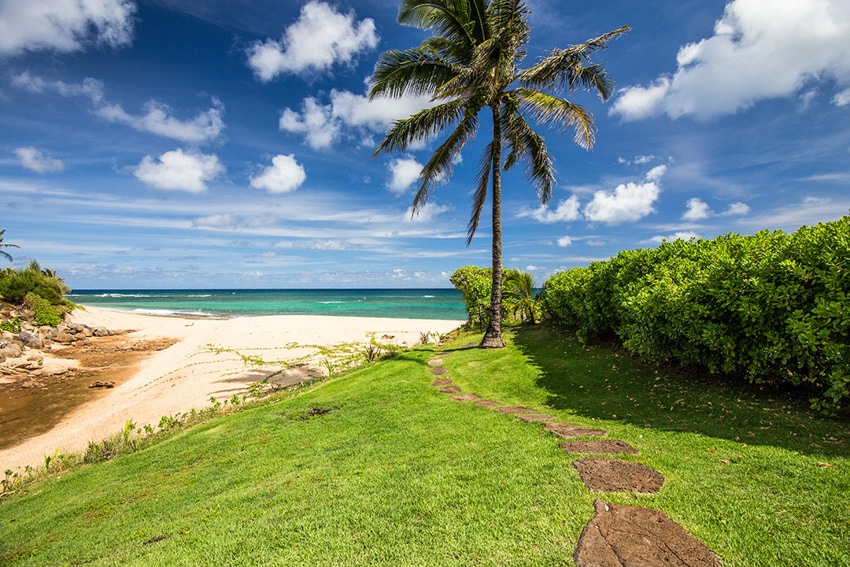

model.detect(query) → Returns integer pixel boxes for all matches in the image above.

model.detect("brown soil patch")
[452,393,481,402]
[427,359,443,367]
[544,422,608,439]
[0,334,177,450]
[494,406,536,414]
[574,500,721,567]
[431,367,448,375]
[516,413,557,422]
[573,458,665,493]
[431,377,452,387]
[473,399,503,408]
[438,385,462,394]
[562,440,639,455]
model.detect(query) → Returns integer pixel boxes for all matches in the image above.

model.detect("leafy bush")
[24,292,63,326]
[450,265,492,330]
[0,260,68,305]
[543,216,850,411]
[0,317,22,333]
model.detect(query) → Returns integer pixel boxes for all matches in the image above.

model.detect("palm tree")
[504,269,537,324]
[0,229,19,263]
[370,0,627,347]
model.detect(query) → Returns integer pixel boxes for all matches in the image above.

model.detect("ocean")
[68,289,468,321]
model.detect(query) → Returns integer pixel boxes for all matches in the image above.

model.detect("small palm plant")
[504,269,538,324]
[0,229,19,263]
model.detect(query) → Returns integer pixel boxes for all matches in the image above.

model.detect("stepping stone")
[495,406,536,414]
[473,399,504,408]
[431,377,452,387]
[431,367,448,376]
[573,458,665,493]
[460,342,478,349]
[516,413,557,422]
[427,359,443,366]
[438,385,462,394]
[562,440,639,455]
[574,500,721,567]
[452,393,481,402]
[545,422,608,439]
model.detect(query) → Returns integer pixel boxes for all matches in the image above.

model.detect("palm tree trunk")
[481,104,506,349]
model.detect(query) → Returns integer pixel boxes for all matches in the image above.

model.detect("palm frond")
[374,98,465,156]
[467,140,495,244]
[517,25,629,98]
[411,109,481,213]
[369,47,458,100]
[515,88,596,149]
[502,107,555,204]
[399,0,484,50]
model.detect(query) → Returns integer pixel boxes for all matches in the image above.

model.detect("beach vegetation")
[0,260,74,324]
[370,0,627,349]
[451,265,541,329]
[542,215,850,412]
[0,328,847,565]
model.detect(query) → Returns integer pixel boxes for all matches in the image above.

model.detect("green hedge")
[543,216,850,411]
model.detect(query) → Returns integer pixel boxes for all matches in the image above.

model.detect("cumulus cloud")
[13,147,64,173]
[387,157,423,194]
[12,73,225,144]
[0,0,135,55]
[279,88,435,149]
[683,198,711,221]
[133,149,224,193]
[250,154,306,194]
[247,1,378,81]
[645,231,702,245]
[583,166,666,224]
[557,235,574,247]
[611,0,850,120]
[526,195,581,223]
[405,202,449,223]
[95,98,225,144]
[682,197,750,220]
[834,88,850,106]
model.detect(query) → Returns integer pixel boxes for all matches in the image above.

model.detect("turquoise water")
[68,289,467,321]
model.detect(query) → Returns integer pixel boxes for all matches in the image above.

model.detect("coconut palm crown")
[370,0,628,347]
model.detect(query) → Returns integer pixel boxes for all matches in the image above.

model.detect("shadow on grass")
[513,326,850,458]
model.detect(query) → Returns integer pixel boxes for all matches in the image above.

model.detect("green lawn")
[1,327,847,566]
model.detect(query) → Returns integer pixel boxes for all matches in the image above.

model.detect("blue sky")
[1,0,848,290]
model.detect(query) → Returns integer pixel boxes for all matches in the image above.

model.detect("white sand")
[1,306,462,472]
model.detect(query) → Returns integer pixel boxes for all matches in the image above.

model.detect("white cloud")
[405,202,449,223]
[618,155,657,166]
[0,0,135,55]
[12,73,224,144]
[133,149,224,193]
[13,147,64,173]
[292,239,361,251]
[832,88,850,106]
[584,182,660,224]
[247,1,378,81]
[250,154,307,194]
[527,195,581,223]
[721,202,750,216]
[646,164,667,182]
[611,0,850,120]
[683,198,711,220]
[279,88,435,150]
[387,157,423,194]
[192,214,279,229]
[95,98,225,144]
[557,235,573,247]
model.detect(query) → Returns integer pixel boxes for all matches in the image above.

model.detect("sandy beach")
[1,306,462,472]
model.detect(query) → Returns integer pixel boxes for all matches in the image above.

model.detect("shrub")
[0,260,67,305]
[24,292,63,326]
[543,216,850,411]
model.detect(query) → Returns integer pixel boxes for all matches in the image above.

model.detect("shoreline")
[1,306,463,472]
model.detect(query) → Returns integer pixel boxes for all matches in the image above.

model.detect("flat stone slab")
[574,500,721,567]
[427,359,443,366]
[544,422,608,439]
[562,440,639,455]
[431,367,448,375]
[473,399,504,408]
[438,385,462,394]
[495,406,537,414]
[431,377,452,387]
[452,393,481,402]
[516,413,557,422]
[573,458,665,493]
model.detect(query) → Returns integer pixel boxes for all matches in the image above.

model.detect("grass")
[1,326,848,566]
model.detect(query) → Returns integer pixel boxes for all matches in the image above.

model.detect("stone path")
[426,354,721,567]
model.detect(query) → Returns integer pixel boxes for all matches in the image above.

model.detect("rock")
[54,331,75,344]
[574,500,721,567]
[18,330,43,349]
[89,380,115,388]
[1,343,23,358]
[93,326,110,337]
[573,458,665,493]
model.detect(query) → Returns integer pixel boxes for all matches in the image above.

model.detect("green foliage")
[24,292,63,326]
[0,260,69,305]
[543,216,850,411]
[0,317,22,333]
[503,269,540,324]
[450,265,492,330]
